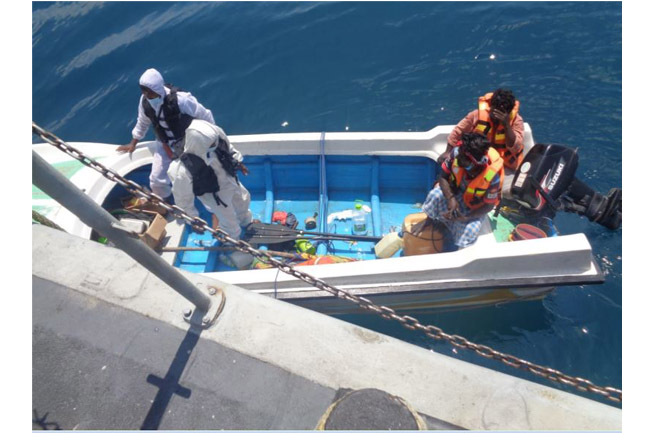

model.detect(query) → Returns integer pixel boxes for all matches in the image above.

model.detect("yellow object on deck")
[402,212,445,256]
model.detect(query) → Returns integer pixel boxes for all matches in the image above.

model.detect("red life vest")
[450,147,505,210]
[473,92,523,169]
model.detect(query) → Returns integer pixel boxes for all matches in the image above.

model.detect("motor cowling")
[510,143,579,212]
[508,143,621,230]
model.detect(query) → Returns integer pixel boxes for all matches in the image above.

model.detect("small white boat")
[32,124,617,314]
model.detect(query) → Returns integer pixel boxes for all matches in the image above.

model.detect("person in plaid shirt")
[422,133,504,250]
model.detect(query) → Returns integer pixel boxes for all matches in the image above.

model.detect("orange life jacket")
[450,147,505,210]
[473,92,523,169]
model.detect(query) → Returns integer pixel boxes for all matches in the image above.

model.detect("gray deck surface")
[32,276,456,430]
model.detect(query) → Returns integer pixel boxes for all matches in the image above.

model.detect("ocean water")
[32,1,622,405]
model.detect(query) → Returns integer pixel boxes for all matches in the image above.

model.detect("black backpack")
[179,153,227,207]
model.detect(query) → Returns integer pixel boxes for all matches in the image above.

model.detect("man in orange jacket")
[441,89,524,171]
[423,133,504,250]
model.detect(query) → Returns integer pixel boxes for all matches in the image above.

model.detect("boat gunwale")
[248,272,604,300]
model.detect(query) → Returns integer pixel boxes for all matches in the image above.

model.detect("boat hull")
[32,124,604,314]
[277,286,555,315]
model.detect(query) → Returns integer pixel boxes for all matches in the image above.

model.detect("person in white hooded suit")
[168,119,253,242]
[117,68,215,199]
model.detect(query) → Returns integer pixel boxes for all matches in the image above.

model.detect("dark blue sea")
[32,1,622,406]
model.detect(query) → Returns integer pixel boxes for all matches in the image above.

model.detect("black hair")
[491,88,516,112]
[460,132,490,160]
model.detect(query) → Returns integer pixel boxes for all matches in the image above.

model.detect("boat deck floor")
[102,154,547,275]
[106,155,444,273]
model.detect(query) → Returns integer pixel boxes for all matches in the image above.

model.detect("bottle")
[352,203,367,235]
[374,231,404,259]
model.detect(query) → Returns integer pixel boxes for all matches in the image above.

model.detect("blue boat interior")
[102,154,439,273]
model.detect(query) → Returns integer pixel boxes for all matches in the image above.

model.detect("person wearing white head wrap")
[167,119,253,244]
[117,68,215,199]
[138,68,166,101]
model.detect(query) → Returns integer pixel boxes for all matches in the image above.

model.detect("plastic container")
[352,203,367,235]
[508,223,547,241]
[374,231,404,259]
[118,218,148,235]
[402,212,445,256]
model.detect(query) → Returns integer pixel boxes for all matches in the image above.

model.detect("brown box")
[402,212,445,256]
[139,213,167,249]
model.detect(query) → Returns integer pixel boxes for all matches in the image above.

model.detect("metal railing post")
[32,150,212,313]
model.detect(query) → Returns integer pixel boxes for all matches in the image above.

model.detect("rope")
[273,266,280,299]
[315,389,428,430]
[32,210,66,232]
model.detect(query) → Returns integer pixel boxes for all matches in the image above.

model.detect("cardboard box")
[139,213,167,249]
[402,212,445,256]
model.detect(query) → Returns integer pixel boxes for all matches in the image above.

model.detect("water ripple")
[33,2,105,41]
[262,2,325,21]
[56,3,217,78]
[47,76,128,132]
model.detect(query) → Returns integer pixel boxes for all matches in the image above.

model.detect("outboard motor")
[509,143,622,230]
